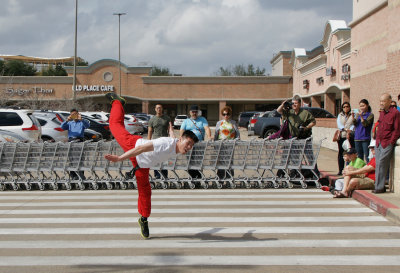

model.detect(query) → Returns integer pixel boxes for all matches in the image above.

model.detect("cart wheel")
[25,183,32,191]
[202,183,209,189]
[189,183,195,189]
[274,183,280,189]
[231,183,236,189]
[0,184,4,191]
[302,183,308,189]
[216,183,223,189]
[121,183,128,190]
[79,183,85,191]
[106,183,114,190]
[259,183,265,189]
[176,182,182,189]
[288,182,294,189]
[150,182,155,190]
[12,184,19,191]
[52,183,58,191]
[162,183,168,190]
[92,183,99,190]
[66,184,72,191]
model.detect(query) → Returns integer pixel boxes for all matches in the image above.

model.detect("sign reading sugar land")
[5,86,54,96]
[73,85,114,92]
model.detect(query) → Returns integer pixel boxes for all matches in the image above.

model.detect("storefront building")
[0,59,292,125]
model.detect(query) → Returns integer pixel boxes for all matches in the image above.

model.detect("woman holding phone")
[352,99,374,163]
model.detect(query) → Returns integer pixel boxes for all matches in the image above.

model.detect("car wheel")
[263,129,277,139]
[42,136,54,142]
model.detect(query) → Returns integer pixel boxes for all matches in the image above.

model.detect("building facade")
[0,59,292,124]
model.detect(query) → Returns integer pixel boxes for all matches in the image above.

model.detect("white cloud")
[0,0,352,75]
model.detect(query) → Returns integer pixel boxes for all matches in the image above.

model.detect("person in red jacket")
[374,93,400,193]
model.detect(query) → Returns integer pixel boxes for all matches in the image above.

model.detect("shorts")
[353,177,375,190]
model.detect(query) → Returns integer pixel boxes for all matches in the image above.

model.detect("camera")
[283,100,293,111]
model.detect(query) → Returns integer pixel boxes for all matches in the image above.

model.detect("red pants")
[109,101,151,218]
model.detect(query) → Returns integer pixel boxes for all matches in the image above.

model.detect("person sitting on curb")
[334,148,366,192]
[334,141,376,198]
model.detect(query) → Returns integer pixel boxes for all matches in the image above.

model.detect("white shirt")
[135,137,178,168]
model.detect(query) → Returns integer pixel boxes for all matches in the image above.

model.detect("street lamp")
[73,0,78,102]
[113,12,126,96]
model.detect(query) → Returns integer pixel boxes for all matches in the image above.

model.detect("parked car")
[0,129,30,142]
[252,107,336,139]
[84,128,102,142]
[80,111,109,122]
[33,110,67,142]
[0,108,41,142]
[124,115,144,135]
[173,115,188,129]
[57,111,112,140]
[238,111,259,128]
[247,112,265,136]
[135,115,149,133]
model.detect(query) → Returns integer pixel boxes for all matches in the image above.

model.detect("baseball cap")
[343,148,357,155]
[190,105,199,111]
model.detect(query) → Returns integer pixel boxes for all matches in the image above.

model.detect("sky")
[0,0,353,76]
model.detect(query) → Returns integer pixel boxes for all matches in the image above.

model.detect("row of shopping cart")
[0,138,323,191]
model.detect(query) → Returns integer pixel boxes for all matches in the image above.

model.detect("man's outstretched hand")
[105,154,120,162]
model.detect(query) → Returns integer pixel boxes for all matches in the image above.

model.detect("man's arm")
[343,164,374,176]
[277,100,286,115]
[105,141,154,162]
[390,111,400,145]
[60,121,69,130]
[147,127,153,140]
[204,125,212,140]
[168,122,175,138]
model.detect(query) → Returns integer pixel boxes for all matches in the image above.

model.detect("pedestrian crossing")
[0,189,399,271]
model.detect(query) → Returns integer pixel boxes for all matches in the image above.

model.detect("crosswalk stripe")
[0,200,359,206]
[0,207,373,214]
[0,216,387,223]
[1,255,400,266]
[0,226,398,235]
[0,239,399,248]
[0,194,332,200]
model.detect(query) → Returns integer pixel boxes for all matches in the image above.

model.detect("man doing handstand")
[104,93,198,239]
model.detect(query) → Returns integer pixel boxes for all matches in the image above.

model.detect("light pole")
[73,0,78,102]
[113,12,126,96]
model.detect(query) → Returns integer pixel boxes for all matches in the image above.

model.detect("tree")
[149,65,173,76]
[41,64,68,76]
[215,64,266,76]
[64,57,89,66]
[0,60,4,75]
[3,60,36,76]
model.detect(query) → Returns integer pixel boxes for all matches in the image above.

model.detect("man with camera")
[277,96,316,139]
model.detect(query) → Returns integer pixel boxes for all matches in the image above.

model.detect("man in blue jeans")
[61,108,90,180]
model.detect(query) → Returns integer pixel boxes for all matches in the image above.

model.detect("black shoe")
[372,188,386,194]
[105,92,126,106]
[138,217,150,239]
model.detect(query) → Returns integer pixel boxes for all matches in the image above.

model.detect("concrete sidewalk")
[318,147,400,225]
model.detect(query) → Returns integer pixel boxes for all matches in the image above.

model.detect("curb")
[320,171,400,224]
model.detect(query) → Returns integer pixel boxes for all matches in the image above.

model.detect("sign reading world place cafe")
[73,85,114,92]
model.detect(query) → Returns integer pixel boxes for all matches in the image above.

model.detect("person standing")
[352,99,374,163]
[180,105,212,179]
[61,108,90,180]
[104,93,198,239]
[148,103,171,179]
[336,102,355,175]
[214,106,240,179]
[374,93,400,193]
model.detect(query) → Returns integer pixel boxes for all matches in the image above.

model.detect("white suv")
[0,108,41,142]
[174,115,188,129]
[33,111,68,142]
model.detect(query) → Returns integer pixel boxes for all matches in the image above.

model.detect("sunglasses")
[222,113,230,116]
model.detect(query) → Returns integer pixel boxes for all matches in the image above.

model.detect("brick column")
[219,101,226,119]
[142,100,150,114]
[342,89,350,103]
[325,93,336,115]
[311,96,321,108]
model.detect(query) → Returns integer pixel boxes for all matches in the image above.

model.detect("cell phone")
[70,113,78,119]
[352,109,359,114]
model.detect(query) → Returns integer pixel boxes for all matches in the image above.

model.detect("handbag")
[332,129,341,142]
[342,139,351,150]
